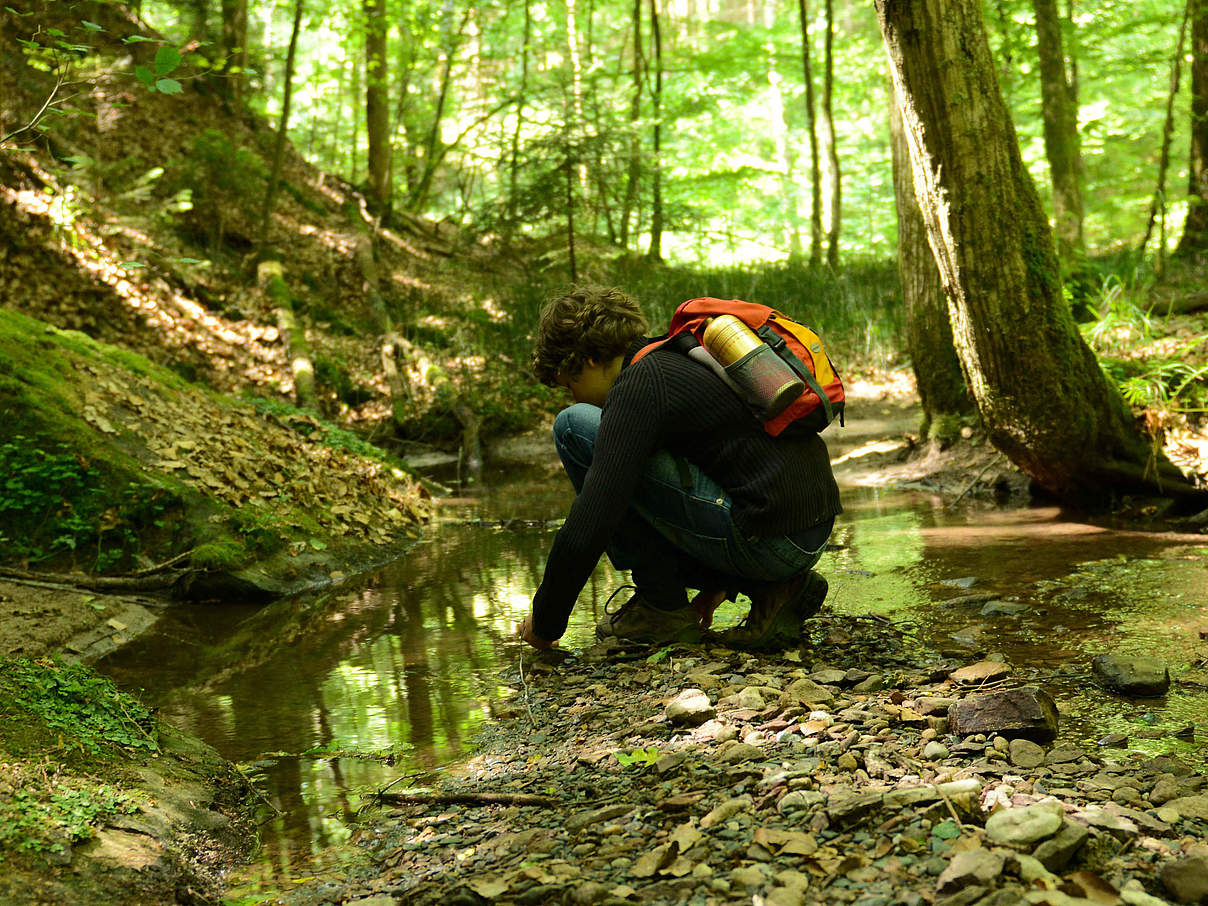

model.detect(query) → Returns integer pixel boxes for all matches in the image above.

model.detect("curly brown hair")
[531,286,649,386]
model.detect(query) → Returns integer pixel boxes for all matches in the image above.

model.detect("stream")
[98,453,1208,884]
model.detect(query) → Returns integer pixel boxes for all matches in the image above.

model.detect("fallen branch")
[947,454,1005,509]
[0,567,185,593]
[373,791,559,808]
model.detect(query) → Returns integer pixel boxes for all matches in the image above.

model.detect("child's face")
[558,357,622,407]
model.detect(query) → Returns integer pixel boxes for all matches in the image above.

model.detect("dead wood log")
[258,261,316,408]
[373,792,558,808]
[0,567,185,593]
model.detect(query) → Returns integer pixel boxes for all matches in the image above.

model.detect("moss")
[190,538,249,571]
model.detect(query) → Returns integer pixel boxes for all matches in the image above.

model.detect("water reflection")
[99,466,1208,879]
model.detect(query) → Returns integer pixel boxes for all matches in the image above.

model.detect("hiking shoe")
[722,570,829,651]
[596,592,702,644]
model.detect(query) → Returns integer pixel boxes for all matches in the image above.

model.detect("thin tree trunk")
[820,0,841,269]
[1032,0,1085,259]
[407,9,472,211]
[875,0,1202,504]
[508,0,532,222]
[647,0,664,261]
[889,80,972,432]
[364,0,392,215]
[765,1,801,258]
[620,0,643,249]
[256,0,304,247]
[1177,0,1208,257]
[1141,2,1191,260]
[566,154,578,281]
[350,52,362,183]
[798,0,823,266]
[220,0,248,106]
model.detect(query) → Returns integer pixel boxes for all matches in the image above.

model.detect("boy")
[518,285,842,650]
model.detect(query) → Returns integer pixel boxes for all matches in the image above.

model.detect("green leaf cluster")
[615,746,661,768]
[0,782,137,859]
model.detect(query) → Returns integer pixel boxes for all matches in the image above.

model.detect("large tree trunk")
[798,0,823,267]
[1177,0,1208,257]
[874,0,1202,503]
[1031,0,1084,259]
[889,82,972,431]
[364,0,392,216]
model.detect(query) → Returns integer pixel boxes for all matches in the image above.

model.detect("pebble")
[984,800,1064,848]
[1009,738,1046,768]
[923,741,951,761]
[666,688,715,727]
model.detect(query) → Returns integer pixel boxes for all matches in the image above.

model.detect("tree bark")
[1177,0,1208,257]
[798,0,823,266]
[1031,0,1084,259]
[875,0,1203,503]
[365,0,392,215]
[220,0,248,107]
[889,81,972,430]
[647,0,664,261]
[259,261,316,408]
[508,0,532,223]
[820,0,841,269]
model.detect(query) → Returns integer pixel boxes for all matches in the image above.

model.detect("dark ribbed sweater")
[531,338,843,642]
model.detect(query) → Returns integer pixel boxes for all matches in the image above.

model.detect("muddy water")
[99,461,1208,880]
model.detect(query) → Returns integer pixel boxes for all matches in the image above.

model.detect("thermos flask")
[701,315,805,421]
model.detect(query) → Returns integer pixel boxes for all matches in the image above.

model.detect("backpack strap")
[756,324,835,427]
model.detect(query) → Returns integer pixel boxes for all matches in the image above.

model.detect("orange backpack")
[632,297,845,436]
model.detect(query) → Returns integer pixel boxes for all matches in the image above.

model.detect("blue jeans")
[554,403,832,605]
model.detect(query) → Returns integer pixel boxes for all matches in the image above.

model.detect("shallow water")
[99,460,1208,879]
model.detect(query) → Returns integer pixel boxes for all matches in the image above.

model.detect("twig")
[933,782,965,828]
[130,549,196,577]
[374,792,559,808]
[232,763,284,818]
[948,454,1005,509]
[518,649,536,727]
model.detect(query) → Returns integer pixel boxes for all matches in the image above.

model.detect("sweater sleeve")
[530,364,666,641]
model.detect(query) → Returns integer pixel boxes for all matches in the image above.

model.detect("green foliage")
[0,436,174,570]
[615,746,662,768]
[0,783,137,859]
[2,658,158,756]
[166,130,267,250]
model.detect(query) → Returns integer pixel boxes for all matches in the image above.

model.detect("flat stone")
[1032,820,1089,871]
[1009,738,1047,769]
[1164,795,1208,821]
[700,796,752,828]
[936,848,1005,894]
[1045,746,1085,765]
[948,686,1059,743]
[980,601,1029,617]
[666,688,716,727]
[777,789,826,813]
[779,678,835,707]
[1074,806,1140,840]
[718,742,763,764]
[949,660,1012,685]
[916,696,958,716]
[851,673,885,693]
[1092,654,1170,696]
[923,741,951,761]
[984,800,1063,848]
[566,804,635,832]
[809,668,848,685]
[1161,848,1208,904]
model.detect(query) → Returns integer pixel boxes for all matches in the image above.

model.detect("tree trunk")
[220,0,248,107]
[889,81,972,431]
[1177,0,1208,257]
[1142,1,1191,262]
[647,0,664,261]
[765,1,801,258]
[875,0,1203,503]
[620,0,643,249]
[256,0,304,248]
[820,0,841,269]
[798,0,823,267]
[364,0,392,216]
[1031,0,1085,259]
[508,0,532,223]
[565,154,578,281]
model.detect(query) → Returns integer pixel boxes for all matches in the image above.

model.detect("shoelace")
[603,584,638,616]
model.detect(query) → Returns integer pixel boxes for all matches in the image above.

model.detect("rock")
[666,688,715,727]
[566,804,634,832]
[1009,738,1047,769]
[947,686,1059,743]
[729,865,768,891]
[700,796,752,829]
[981,601,1029,617]
[836,752,860,771]
[1092,654,1171,696]
[1032,820,1089,871]
[984,800,1063,848]
[1161,847,1208,904]
[777,789,826,813]
[1151,778,1189,805]
[923,741,951,761]
[570,881,612,905]
[949,660,1012,685]
[1163,795,1208,821]
[916,696,958,716]
[779,678,835,707]
[809,668,848,685]
[1120,880,1177,906]
[852,673,885,693]
[718,742,762,764]
[936,848,1006,894]
[655,752,686,775]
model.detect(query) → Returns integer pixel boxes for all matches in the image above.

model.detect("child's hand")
[518,614,557,650]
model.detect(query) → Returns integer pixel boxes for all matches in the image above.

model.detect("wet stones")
[936,848,1006,894]
[1092,654,1171,696]
[947,686,1059,743]
[1009,738,1047,769]
[1161,845,1208,904]
[984,800,1064,848]
[949,661,1012,686]
[1032,820,1090,871]
[665,688,715,727]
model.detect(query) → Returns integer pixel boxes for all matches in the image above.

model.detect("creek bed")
[98,462,1208,882]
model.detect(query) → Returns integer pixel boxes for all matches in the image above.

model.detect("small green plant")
[0,782,137,859]
[615,746,662,768]
[4,658,158,755]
